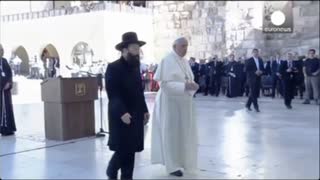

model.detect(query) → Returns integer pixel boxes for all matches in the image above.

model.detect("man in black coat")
[225,54,243,98]
[245,48,265,112]
[105,32,150,180]
[189,57,199,88]
[293,53,305,99]
[278,52,298,109]
[264,59,272,76]
[207,55,224,96]
[0,44,16,136]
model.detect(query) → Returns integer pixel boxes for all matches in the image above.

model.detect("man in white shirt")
[13,55,22,76]
[245,48,265,112]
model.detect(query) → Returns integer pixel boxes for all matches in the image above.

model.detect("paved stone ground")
[1,87,319,179]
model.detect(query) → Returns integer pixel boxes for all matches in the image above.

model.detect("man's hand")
[312,72,319,76]
[255,70,263,76]
[144,112,150,125]
[286,68,292,73]
[185,82,199,91]
[121,113,132,125]
[4,83,11,90]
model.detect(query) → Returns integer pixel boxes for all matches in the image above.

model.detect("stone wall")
[150,1,319,61]
[150,1,228,61]
[263,1,319,57]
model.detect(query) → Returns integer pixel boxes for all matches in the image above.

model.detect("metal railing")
[1,2,152,23]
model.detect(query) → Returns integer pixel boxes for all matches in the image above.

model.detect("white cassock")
[151,51,198,174]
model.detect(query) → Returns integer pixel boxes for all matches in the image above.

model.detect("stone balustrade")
[1,2,152,23]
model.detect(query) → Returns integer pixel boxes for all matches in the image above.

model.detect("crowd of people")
[140,63,159,92]
[187,49,320,108]
[28,56,60,79]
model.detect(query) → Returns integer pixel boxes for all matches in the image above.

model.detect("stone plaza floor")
[0,89,319,179]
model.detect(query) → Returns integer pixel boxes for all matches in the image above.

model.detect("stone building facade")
[149,1,319,61]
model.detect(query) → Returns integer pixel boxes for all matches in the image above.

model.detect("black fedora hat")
[115,32,146,51]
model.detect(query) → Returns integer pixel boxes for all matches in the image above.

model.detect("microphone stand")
[96,73,109,137]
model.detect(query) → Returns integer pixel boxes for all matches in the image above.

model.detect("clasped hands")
[255,70,263,76]
[185,81,199,91]
[121,112,150,125]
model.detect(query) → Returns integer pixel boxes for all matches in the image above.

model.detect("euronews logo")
[263,2,293,33]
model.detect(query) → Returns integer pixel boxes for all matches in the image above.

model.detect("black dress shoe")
[254,108,260,112]
[286,104,292,109]
[170,170,183,177]
[245,105,252,111]
[1,132,15,136]
[106,167,117,179]
[303,100,310,104]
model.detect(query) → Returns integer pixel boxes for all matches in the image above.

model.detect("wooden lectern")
[41,77,98,141]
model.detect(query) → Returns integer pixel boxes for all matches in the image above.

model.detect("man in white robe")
[151,37,199,177]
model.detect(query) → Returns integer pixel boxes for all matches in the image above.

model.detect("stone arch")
[71,42,94,68]
[11,46,30,75]
[40,44,60,60]
[39,44,60,78]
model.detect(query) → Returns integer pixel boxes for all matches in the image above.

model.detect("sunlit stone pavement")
[1,80,319,179]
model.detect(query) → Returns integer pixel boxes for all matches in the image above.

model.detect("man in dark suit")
[189,57,199,85]
[278,52,298,109]
[245,48,265,112]
[198,59,209,95]
[264,59,272,76]
[105,32,150,180]
[271,54,283,98]
[207,55,224,96]
[293,53,305,99]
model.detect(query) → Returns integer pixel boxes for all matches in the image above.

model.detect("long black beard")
[127,53,140,68]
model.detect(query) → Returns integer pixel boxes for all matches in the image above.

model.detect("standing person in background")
[264,58,272,76]
[271,54,283,98]
[278,52,298,109]
[293,52,305,99]
[199,59,208,96]
[13,55,22,76]
[245,48,265,112]
[0,44,17,136]
[189,57,199,97]
[207,55,224,96]
[238,57,247,96]
[303,49,320,105]
[225,54,243,98]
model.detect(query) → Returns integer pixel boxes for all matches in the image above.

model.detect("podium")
[41,77,98,141]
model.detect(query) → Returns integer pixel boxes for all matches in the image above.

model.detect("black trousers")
[246,79,261,109]
[295,83,304,98]
[282,78,295,106]
[272,75,283,97]
[213,76,222,97]
[204,77,211,96]
[107,151,135,179]
[294,76,305,98]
